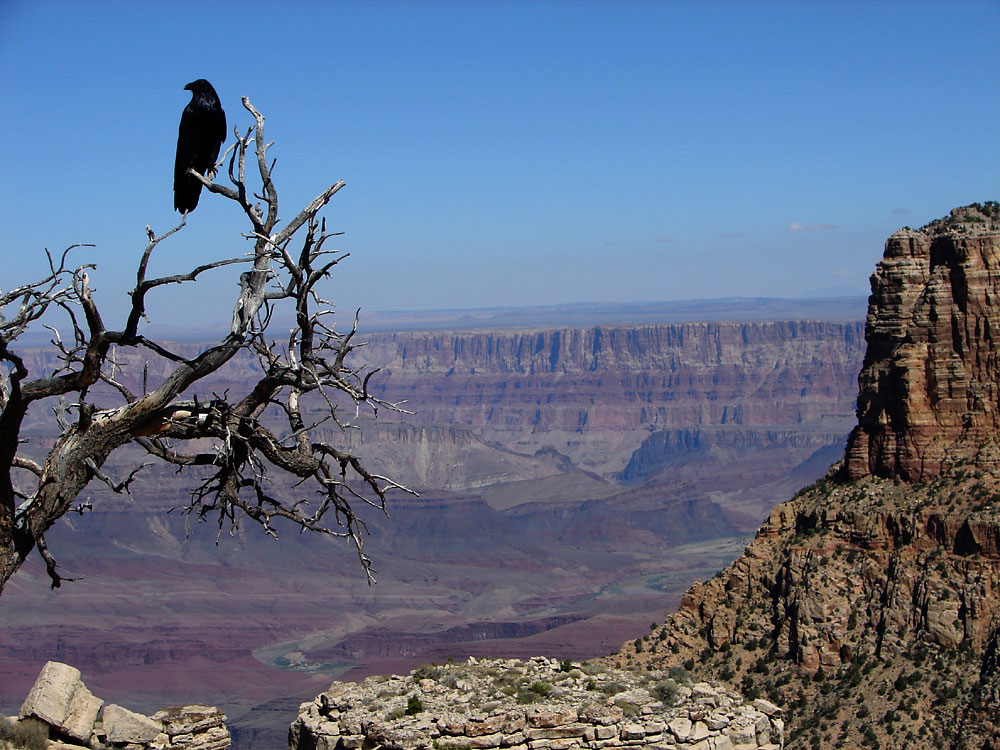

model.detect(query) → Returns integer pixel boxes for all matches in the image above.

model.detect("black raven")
[174,79,226,214]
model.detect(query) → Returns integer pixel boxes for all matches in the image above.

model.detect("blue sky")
[1,0,998,329]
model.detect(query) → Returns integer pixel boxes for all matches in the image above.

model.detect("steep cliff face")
[847,204,1000,481]
[607,204,1000,750]
[362,321,859,376]
[352,320,864,485]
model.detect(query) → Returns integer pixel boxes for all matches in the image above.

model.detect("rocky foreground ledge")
[289,656,784,750]
[3,661,229,750]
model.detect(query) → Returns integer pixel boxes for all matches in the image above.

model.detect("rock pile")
[8,661,230,750]
[289,656,784,750]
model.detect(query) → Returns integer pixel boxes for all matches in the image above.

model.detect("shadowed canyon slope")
[608,203,1000,750]
[1,305,865,748]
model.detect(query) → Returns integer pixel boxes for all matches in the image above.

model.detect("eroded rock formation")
[846,204,1000,481]
[605,203,1000,750]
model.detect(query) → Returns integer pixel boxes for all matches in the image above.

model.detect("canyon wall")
[16,320,864,488]
[344,320,865,497]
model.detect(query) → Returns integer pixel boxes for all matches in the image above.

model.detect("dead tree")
[0,97,410,594]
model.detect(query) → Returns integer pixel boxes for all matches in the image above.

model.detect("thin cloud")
[787,222,838,231]
[834,268,854,278]
[719,232,746,238]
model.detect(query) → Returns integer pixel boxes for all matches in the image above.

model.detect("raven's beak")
[184,82,195,91]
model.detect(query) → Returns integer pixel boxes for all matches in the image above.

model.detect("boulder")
[525,707,577,728]
[150,705,227,737]
[18,661,103,742]
[750,699,782,717]
[103,704,163,744]
[667,717,692,741]
[14,662,231,750]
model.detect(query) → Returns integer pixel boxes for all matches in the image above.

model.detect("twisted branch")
[0,98,410,593]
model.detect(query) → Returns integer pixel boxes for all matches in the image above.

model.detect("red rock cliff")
[846,204,1000,480]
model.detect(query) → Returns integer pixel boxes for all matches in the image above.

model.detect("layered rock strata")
[846,203,1000,481]
[354,320,865,480]
[289,656,784,750]
[606,203,1000,750]
[14,316,865,497]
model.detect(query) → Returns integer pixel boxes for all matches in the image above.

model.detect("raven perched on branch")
[173,79,226,214]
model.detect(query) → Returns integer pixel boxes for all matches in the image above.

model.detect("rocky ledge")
[5,661,229,750]
[289,656,784,750]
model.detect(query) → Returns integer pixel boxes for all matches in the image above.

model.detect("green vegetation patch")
[0,718,48,750]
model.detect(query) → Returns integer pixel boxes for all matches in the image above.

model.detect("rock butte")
[846,204,1000,481]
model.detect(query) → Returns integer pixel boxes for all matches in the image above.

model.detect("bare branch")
[11,457,42,476]
[34,534,80,590]
[0,98,406,596]
[272,181,346,247]
[84,458,148,497]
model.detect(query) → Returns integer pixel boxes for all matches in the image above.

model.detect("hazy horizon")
[9,294,868,343]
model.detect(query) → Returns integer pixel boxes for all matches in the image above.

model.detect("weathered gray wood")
[0,98,411,594]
